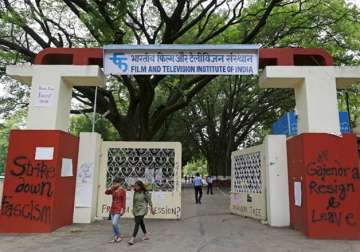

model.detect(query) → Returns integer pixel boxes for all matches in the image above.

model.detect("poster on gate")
[75,162,94,207]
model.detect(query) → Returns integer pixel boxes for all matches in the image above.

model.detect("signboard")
[272,111,351,136]
[104,44,259,75]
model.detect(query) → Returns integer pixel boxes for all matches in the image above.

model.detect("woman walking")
[128,180,155,245]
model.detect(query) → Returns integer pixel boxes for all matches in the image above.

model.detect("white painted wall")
[97,141,182,219]
[354,118,360,136]
[6,65,105,131]
[259,66,360,135]
[264,135,290,227]
[73,133,103,223]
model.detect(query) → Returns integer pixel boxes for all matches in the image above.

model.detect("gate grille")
[233,151,262,193]
[107,147,175,191]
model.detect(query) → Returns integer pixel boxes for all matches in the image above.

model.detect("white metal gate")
[230,144,266,220]
[96,141,182,219]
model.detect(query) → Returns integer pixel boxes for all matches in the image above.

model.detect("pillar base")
[287,133,360,239]
[0,130,79,233]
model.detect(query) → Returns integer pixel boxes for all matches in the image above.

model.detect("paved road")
[0,187,360,252]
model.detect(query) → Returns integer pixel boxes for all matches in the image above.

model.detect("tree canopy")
[0,109,26,175]
[0,0,359,175]
[1,0,358,141]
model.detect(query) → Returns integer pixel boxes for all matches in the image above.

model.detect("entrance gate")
[94,44,260,220]
[2,44,359,239]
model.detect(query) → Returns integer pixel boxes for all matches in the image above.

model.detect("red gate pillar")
[0,130,79,233]
[287,133,360,239]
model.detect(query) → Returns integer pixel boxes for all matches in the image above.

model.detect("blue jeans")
[111,214,121,237]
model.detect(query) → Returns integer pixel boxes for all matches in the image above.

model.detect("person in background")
[193,173,203,204]
[207,175,214,195]
[128,180,155,245]
[105,177,126,243]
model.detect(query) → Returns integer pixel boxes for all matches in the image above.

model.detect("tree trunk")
[206,143,232,177]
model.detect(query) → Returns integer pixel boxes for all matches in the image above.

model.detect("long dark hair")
[134,180,147,193]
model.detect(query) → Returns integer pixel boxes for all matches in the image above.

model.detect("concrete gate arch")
[1,45,359,240]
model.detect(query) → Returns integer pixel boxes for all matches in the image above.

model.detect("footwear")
[128,239,135,245]
[108,237,116,243]
[143,235,150,241]
[115,237,122,242]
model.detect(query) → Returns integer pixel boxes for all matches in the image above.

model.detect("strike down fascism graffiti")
[107,148,175,191]
[233,152,262,194]
[1,156,53,223]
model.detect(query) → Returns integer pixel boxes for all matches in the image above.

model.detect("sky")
[348,0,360,6]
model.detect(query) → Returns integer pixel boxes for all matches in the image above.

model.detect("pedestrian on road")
[128,180,155,245]
[193,173,203,204]
[207,175,214,195]
[105,177,126,243]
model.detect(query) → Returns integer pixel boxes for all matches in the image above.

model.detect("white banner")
[104,45,259,75]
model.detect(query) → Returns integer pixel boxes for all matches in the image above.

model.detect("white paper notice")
[294,181,302,207]
[61,158,73,177]
[233,194,241,205]
[35,85,55,107]
[75,162,94,207]
[35,147,54,160]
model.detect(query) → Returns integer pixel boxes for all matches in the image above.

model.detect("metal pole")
[92,86,98,132]
[345,91,352,131]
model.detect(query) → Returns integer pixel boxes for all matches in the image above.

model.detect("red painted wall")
[287,133,360,239]
[0,130,79,233]
[213,180,231,188]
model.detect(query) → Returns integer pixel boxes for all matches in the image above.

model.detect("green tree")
[160,0,360,176]
[69,115,120,141]
[179,76,294,176]
[338,86,360,127]
[183,159,208,177]
[0,1,359,176]
[253,0,360,124]
[0,110,26,174]
[0,0,296,140]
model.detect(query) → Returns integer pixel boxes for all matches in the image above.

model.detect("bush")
[182,158,208,177]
